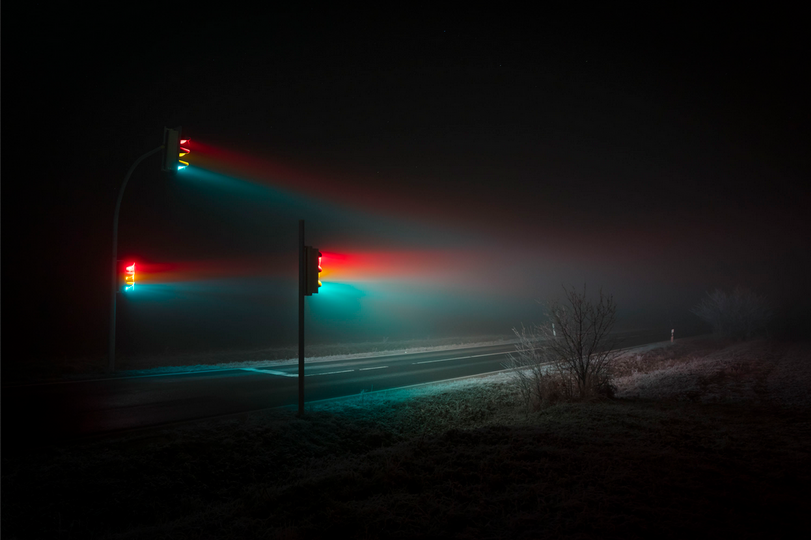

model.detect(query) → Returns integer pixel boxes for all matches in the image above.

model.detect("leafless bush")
[691,287,772,341]
[506,285,620,410]
[503,325,569,410]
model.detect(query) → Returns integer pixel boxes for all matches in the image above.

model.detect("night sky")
[3,7,809,362]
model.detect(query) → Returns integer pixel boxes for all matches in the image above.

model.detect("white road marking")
[241,368,296,377]
[413,350,508,365]
[244,366,387,377]
[306,369,355,377]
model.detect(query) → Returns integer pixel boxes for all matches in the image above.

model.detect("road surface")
[3,329,677,448]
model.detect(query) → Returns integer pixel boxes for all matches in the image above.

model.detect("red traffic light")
[124,263,136,291]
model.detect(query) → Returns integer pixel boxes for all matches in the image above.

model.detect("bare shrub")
[691,286,772,341]
[505,285,620,410]
[503,325,569,410]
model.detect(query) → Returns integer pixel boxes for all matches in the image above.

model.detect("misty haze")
[3,6,809,539]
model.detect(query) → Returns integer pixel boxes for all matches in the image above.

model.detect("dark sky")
[3,7,809,360]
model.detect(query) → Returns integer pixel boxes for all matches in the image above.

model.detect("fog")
[5,11,809,366]
[111,146,727,356]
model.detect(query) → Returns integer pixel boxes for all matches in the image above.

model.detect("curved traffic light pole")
[108,145,164,374]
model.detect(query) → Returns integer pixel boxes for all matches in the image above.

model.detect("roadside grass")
[2,337,810,539]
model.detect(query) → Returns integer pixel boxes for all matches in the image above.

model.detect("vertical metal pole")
[298,219,305,416]
[108,145,163,374]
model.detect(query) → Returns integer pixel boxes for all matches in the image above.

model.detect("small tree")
[506,285,620,409]
[691,286,772,341]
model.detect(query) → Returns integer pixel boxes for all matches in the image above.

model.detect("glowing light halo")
[185,141,468,232]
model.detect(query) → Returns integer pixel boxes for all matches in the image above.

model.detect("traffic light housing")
[162,127,190,171]
[123,263,136,292]
[305,247,322,295]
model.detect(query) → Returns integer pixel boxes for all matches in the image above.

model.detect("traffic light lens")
[178,140,191,169]
[124,263,136,291]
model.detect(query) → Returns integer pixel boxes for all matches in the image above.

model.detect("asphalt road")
[3,329,678,448]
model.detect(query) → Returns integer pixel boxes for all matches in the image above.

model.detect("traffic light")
[124,263,136,291]
[305,247,322,295]
[162,127,190,171]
